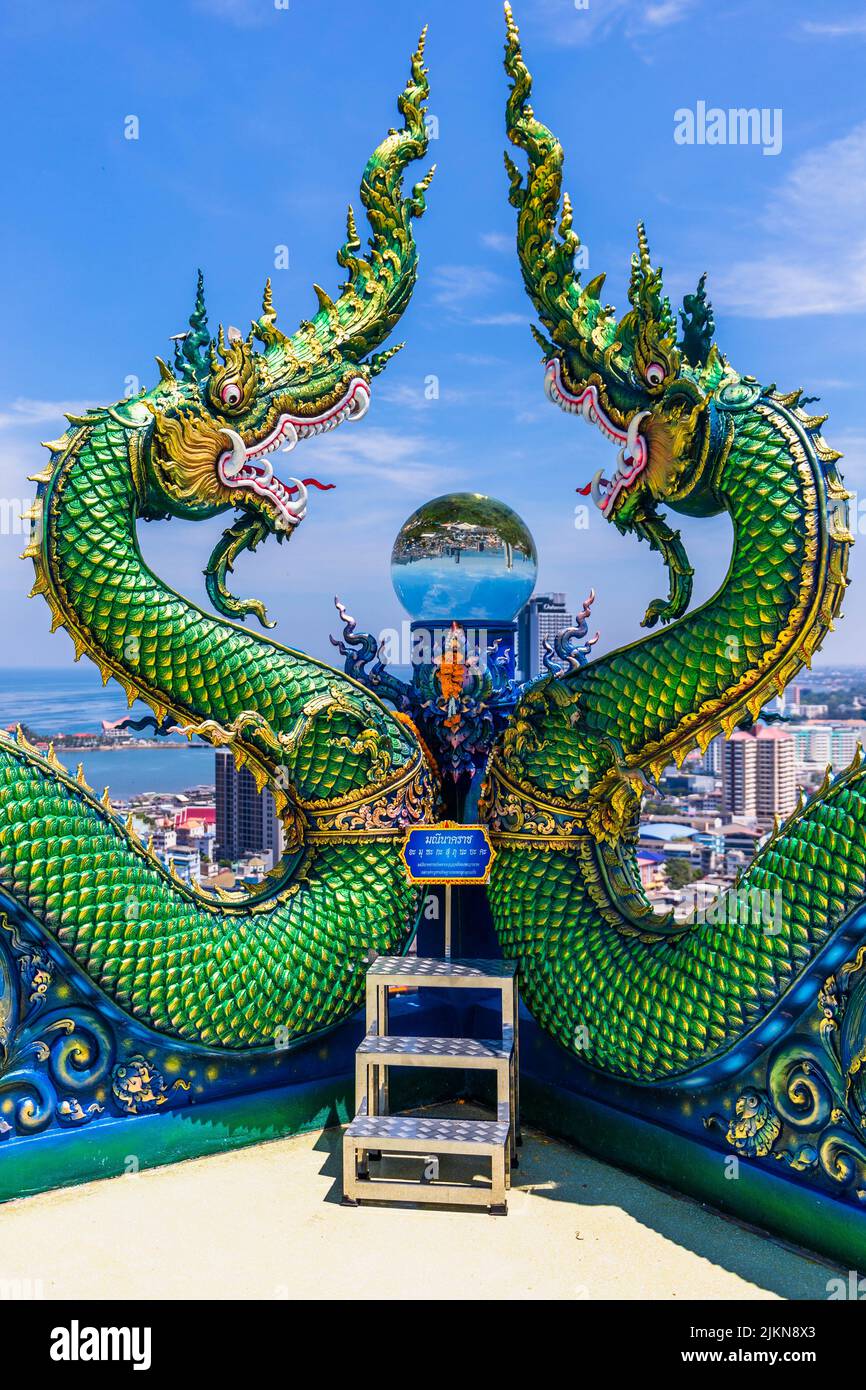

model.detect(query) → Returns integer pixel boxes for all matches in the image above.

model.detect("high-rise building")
[698,733,725,777]
[832,725,862,767]
[722,731,757,819]
[215,751,285,864]
[722,727,797,826]
[516,593,573,679]
[755,727,797,825]
[765,683,803,719]
[788,722,864,772]
[790,723,831,769]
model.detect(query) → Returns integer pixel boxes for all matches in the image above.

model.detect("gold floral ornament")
[584,768,644,847]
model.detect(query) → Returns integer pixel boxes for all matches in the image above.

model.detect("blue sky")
[1,0,865,672]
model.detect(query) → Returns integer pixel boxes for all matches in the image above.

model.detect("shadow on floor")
[319,1103,841,1298]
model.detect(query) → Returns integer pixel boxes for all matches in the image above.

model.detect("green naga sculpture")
[2,32,436,1050]
[484,6,866,1082]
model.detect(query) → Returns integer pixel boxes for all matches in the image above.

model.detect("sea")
[0,667,214,798]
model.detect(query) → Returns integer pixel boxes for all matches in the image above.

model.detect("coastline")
[44,740,210,752]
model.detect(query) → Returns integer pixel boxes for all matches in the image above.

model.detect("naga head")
[504,5,732,626]
[131,30,433,620]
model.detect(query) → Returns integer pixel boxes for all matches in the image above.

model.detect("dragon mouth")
[544,359,649,515]
[216,377,369,530]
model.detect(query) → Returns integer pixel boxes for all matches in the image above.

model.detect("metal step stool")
[342,956,520,1215]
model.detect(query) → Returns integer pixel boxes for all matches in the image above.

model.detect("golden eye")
[645,362,665,388]
[221,382,242,407]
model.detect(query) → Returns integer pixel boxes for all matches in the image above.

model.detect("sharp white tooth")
[281,421,298,453]
[350,387,370,420]
[590,469,606,508]
[581,396,594,421]
[287,477,308,519]
[258,458,273,484]
[219,429,246,479]
[627,410,651,458]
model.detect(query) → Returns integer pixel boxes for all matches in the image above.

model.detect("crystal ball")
[391,493,538,622]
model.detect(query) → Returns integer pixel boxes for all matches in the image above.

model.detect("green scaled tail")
[488,755,866,1080]
[0,735,418,1049]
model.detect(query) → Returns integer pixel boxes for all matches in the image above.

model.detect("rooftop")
[638,823,697,841]
[719,823,763,839]
[0,1108,838,1300]
[728,726,793,741]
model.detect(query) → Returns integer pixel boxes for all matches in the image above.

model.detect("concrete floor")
[0,1110,840,1300]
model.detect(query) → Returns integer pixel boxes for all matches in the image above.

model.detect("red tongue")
[287,478,336,494]
[576,483,592,496]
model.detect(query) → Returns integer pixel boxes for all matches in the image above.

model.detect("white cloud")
[470,312,527,328]
[480,231,513,253]
[644,0,694,26]
[801,18,866,38]
[529,0,696,46]
[828,430,866,483]
[455,351,509,369]
[430,264,504,310]
[428,263,525,327]
[0,398,94,431]
[311,424,457,493]
[375,381,477,411]
[713,123,866,318]
[191,0,268,28]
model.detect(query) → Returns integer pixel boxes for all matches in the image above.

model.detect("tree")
[665,857,698,890]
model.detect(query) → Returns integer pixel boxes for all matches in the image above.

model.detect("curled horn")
[174,270,211,383]
[257,29,434,368]
[503,5,618,372]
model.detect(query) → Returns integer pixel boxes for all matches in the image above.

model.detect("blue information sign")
[402,822,494,885]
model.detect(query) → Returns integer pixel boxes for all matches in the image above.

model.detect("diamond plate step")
[365,956,517,989]
[345,1109,510,1153]
[357,1030,513,1068]
[342,1101,511,1212]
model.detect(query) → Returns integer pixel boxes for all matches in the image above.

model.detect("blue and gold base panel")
[5,878,866,1271]
[0,893,352,1173]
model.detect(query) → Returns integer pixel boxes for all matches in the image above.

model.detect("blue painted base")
[5,877,866,1273]
[463,981,866,1271]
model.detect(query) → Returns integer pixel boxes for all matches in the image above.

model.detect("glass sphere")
[391,493,538,622]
